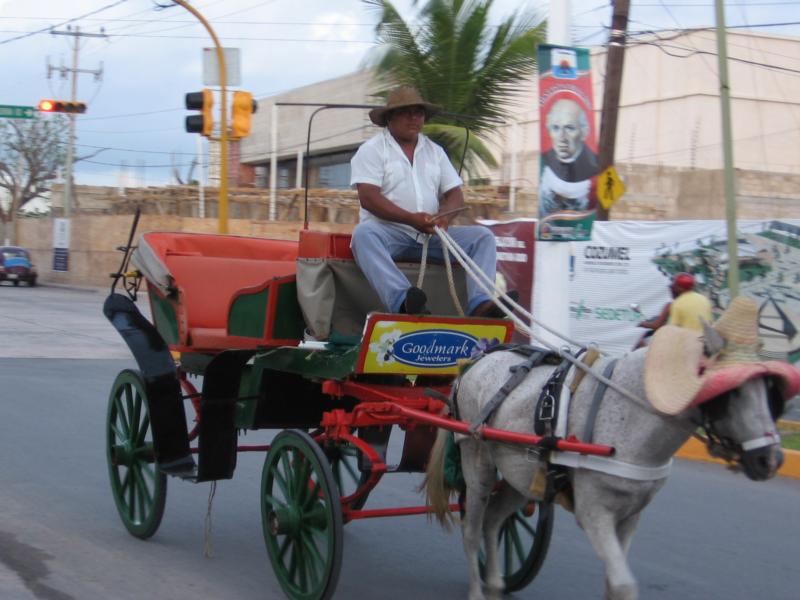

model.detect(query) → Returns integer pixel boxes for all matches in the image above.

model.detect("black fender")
[104,293,195,476]
[196,349,257,482]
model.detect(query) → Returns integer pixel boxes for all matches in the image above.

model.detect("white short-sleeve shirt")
[350,129,463,238]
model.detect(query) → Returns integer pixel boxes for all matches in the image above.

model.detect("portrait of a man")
[539,97,599,215]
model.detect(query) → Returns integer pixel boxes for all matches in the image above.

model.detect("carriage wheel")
[324,442,370,510]
[481,501,554,592]
[106,369,167,540]
[261,430,343,600]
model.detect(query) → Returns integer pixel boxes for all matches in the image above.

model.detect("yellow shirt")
[668,290,713,332]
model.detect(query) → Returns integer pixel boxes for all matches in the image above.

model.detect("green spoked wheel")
[480,501,554,592]
[106,369,167,539]
[262,430,343,600]
[324,442,370,511]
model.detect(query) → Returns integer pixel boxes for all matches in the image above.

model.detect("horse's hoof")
[605,582,638,600]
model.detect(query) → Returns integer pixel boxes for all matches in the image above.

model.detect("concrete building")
[237,30,800,198]
[238,70,377,189]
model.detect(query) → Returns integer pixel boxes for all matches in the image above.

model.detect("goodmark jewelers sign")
[357,315,513,375]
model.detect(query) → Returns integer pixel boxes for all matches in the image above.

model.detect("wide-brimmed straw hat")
[645,325,706,415]
[707,296,761,368]
[369,86,441,127]
[644,296,770,415]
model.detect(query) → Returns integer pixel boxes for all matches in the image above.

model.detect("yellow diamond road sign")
[597,166,626,210]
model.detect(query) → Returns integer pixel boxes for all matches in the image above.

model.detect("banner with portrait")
[537,44,599,242]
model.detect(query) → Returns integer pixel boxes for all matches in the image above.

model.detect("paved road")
[1,285,799,599]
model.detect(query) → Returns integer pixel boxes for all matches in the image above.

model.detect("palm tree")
[364,0,546,178]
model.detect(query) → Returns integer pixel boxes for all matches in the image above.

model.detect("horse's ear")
[701,318,726,357]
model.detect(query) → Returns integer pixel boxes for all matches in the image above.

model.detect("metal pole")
[509,121,518,213]
[532,0,573,346]
[548,0,570,45]
[269,103,277,221]
[295,149,303,190]
[174,0,228,233]
[715,0,739,298]
[197,135,205,219]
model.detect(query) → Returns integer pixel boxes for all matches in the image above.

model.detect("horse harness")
[467,344,563,434]
[466,344,620,439]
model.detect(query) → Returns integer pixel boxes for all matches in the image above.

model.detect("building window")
[318,163,351,189]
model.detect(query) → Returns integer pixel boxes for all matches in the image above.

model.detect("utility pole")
[49,26,105,217]
[596,0,630,221]
[715,0,739,299]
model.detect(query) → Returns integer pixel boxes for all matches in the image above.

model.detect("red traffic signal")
[38,100,87,114]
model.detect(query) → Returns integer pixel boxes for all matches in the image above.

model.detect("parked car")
[0,246,37,286]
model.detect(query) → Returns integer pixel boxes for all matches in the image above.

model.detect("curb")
[676,437,800,480]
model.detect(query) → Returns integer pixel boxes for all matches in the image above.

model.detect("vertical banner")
[52,218,70,272]
[537,44,599,241]
[485,219,536,342]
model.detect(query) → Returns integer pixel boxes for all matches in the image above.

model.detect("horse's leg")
[576,508,638,600]
[597,512,643,599]
[481,484,526,600]
[618,512,642,557]
[460,438,497,600]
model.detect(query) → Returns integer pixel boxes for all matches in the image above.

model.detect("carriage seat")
[296,230,470,340]
[132,232,302,351]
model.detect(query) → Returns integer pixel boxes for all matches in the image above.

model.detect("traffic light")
[185,89,213,136]
[231,91,258,138]
[38,100,87,114]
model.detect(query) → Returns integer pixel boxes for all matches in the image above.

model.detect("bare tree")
[0,115,67,244]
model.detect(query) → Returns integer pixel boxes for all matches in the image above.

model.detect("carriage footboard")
[103,293,195,475]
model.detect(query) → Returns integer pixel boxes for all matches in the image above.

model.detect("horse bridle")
[692,377,785,464]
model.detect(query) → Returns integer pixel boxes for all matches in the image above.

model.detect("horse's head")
[645,297,800,480]
[697,376,785,480]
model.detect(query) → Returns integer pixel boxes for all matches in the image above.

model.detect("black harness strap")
[468,349,550,432]
[582,359,619,444]
[534,354,579,436]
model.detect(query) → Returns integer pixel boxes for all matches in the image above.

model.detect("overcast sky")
[2,0,799,188]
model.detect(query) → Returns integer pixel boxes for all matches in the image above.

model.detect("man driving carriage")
[349,86,509,318]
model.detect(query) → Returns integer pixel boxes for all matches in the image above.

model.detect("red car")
[0,246,37,286]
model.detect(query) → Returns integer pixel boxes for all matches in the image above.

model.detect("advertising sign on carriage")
[358,314,513,375]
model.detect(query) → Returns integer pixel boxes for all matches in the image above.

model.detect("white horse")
[425,306,799,600]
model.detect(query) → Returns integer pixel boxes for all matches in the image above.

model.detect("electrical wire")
[0,0,128,45]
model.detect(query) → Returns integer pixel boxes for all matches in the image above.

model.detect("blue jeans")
[350,220,496,313]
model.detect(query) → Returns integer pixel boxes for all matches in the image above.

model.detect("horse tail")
[422,425,457,530]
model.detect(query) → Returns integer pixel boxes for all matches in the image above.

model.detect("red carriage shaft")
[322,380,615,457]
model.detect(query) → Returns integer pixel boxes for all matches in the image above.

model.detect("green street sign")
[0,105,36,119]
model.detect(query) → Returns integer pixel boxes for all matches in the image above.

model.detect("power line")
[0,0,127,45]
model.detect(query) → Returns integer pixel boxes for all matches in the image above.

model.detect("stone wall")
[17,214,353,288]
[21,164,800,288]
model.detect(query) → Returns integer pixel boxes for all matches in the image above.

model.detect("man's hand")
[408,212,435,235]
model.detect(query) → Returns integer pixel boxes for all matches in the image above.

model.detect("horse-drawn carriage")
[103,214,617,600]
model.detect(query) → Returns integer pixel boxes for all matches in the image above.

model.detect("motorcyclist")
[634,272,711,348]
[666,272,712,332]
